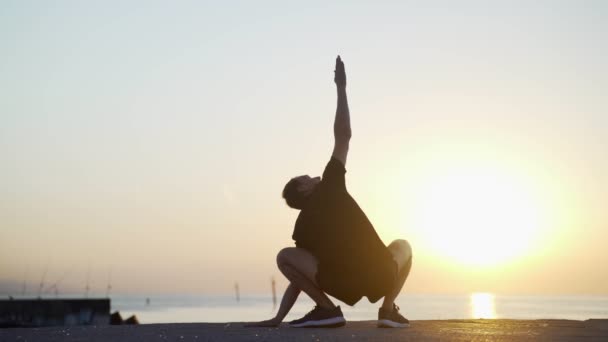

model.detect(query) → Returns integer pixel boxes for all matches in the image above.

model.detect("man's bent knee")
[276,247,318,270]
[275,247,319,285]
[396,239,412,261]
[389,239,413,267]
[276,247,296,268]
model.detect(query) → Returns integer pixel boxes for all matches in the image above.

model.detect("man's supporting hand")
[334,55,346,88]
[244,317,281,328]
[244,283,301,328]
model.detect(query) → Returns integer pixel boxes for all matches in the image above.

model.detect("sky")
[1,1,607,297]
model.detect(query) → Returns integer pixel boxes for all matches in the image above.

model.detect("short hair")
[282,177,307,209]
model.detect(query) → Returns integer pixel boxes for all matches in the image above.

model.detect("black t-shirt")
[292,157,396,305]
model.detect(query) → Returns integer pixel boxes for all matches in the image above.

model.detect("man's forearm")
[334,87,351,140]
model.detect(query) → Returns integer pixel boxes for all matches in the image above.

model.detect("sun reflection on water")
[471,292,496,319]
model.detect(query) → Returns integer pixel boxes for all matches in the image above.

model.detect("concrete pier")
[1,319,607,341]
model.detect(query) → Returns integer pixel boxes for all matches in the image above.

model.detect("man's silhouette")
[247,56,412,328]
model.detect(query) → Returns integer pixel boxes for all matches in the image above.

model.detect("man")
[247,56,412,328]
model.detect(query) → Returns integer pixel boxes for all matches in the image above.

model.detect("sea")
[100,293,608,324]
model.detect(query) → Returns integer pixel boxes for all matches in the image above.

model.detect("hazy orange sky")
[1,1,607,297]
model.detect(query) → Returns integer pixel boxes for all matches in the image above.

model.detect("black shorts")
[315,251,397,306]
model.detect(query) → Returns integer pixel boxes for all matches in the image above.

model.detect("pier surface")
[2,319,608,341]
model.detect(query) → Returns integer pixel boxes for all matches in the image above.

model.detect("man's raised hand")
[334,55,346,88]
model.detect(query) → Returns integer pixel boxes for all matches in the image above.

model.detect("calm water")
[106,293,608,324]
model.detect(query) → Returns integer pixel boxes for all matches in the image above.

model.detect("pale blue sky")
[1,1,607,295]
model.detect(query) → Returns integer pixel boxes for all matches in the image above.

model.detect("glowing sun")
[409,163,548,266]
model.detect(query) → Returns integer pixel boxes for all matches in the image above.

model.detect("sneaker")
[289,305,346,328]
[378,304,410,328]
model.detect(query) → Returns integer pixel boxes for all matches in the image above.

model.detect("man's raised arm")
[332,55,351,166]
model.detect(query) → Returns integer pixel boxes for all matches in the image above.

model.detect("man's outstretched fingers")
[334,55,346,86]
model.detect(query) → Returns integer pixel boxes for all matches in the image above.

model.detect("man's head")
[282,175,321,209]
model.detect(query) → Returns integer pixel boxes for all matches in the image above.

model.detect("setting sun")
[471,293,496,319]
[407,159,550,266]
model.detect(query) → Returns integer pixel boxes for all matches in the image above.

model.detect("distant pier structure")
[234,282,240,302]
[271,277,277,310]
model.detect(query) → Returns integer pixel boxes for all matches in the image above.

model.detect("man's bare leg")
[276,247,336,310]
[381,239,413,311]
